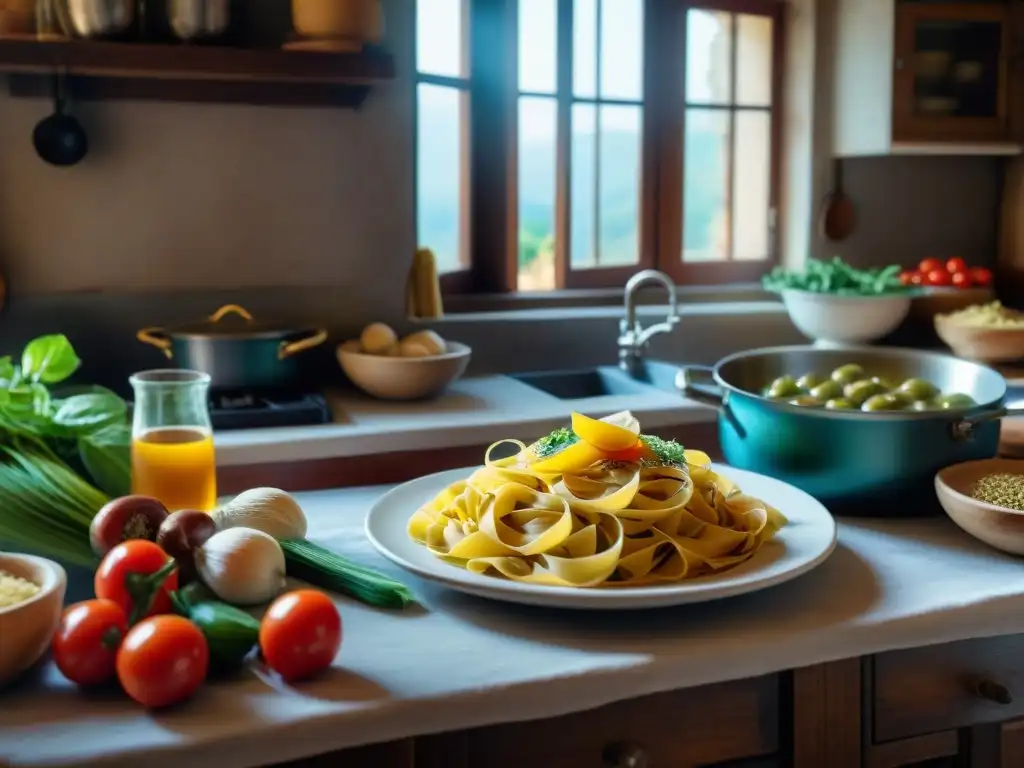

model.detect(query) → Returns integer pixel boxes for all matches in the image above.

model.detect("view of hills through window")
[416,0,772,289]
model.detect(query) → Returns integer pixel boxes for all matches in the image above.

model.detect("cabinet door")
[893,3,1012,144]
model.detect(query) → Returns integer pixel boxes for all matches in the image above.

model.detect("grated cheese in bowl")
[0,568,41,609]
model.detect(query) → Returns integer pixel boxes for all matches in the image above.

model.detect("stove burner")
[208,390,331,431]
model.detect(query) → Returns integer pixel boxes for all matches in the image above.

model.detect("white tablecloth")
[3,485,1024,768]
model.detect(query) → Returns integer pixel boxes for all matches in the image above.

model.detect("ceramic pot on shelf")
[286,0,383,52]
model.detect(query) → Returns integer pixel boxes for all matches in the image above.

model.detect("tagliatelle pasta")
[407,411,787,588]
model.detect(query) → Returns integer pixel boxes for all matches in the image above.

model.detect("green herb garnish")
[533,427,579,458]
[640,434,686,466]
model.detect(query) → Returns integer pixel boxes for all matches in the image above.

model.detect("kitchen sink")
[511,361,683,400]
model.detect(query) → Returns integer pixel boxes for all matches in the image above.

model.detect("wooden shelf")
[0,38,395,108]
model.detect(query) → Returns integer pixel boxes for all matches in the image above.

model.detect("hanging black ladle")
[33,73,88,167]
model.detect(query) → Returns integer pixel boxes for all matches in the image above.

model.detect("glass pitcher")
[130,369,217,513]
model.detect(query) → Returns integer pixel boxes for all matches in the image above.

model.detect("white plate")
[365,465,838,610]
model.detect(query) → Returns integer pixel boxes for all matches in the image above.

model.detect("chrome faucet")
[618,269,679,375]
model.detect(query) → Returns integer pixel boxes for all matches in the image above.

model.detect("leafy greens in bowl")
[763,257,920,297]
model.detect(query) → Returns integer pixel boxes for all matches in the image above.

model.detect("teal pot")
[679,346,1021,516]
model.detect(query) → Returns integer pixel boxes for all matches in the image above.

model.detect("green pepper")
[170,591,260,669]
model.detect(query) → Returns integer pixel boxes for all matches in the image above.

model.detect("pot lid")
[170,304,308,338]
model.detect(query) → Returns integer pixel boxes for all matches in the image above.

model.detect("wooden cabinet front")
[872,635,1024,743]
[417,675,780,768]
[892,2,1013,144]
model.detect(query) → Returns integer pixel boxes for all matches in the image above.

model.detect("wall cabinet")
[833,0,1020,155]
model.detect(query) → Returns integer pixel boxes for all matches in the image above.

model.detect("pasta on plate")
[407,411,788,588]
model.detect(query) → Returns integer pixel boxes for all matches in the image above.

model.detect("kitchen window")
[415,0,785,294]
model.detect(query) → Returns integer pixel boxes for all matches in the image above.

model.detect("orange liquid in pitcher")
[132,427,218,512]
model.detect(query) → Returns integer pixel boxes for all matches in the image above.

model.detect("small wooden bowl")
[0,553,67,686]
[934,314,1024,363]
[909,286,994,323]
[936,458,1024,556]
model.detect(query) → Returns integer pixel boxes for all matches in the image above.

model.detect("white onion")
[195,528,286,606]
[213,487,308,541]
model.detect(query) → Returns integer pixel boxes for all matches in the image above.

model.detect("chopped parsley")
[533,427,579,458]
[640,434,686,466]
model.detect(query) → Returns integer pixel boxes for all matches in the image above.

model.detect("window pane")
[736,15,773,106]
[417,0,464,77]
[519,0,557,93]
[600,0,643,100]
[518,97,558,291]
[732,110,771,261]
[417,84,467,273]
[686,10,732,105]
[571,103,597,267]
[574,0,597,98]
[598,104,641,267]
[683,109,730,262]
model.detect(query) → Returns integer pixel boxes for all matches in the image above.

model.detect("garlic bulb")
[213,487,308,540]
[195,528,287,606]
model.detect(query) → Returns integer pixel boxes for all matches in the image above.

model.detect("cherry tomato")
[117,615,208,708]
[951,271,972,288]
[899,271,917,286]
[910,272,924,286]
[919,258,943,274]
[260,590,342,683]
[95,540,178,623]
[946,257,968,274]
[969,267,993,287]
[926,268,952,287]
[52,599,128,686]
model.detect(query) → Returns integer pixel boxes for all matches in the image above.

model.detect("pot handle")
[137,328,174,359]
[209,304,254,323]
[279,329,329,360]
[675,365,726,410]
[951,405,1024,441]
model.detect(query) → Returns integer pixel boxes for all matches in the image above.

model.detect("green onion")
[280,538,415,610]
[0,436,104,568]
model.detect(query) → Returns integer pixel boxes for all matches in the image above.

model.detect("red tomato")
[926,269,952,287]
[117,615,208,708]
[910,272,924,286]
[52,599,128,686]
[899,271,917,286]
[969,267,993,287]
[95,540,178,623]
[946,257,968,274]
[951,271,972,288]
[919,258,943,274]
[260,590,342,683]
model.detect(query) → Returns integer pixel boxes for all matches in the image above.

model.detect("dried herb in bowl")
[970,473,1024,511]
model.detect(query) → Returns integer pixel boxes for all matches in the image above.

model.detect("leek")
[280,539,414,610]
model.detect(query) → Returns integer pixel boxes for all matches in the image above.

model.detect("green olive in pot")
[810,380,843,401]
[824,398,855,410]
[787,395,822,407]
[934,393,978,410]
[831,364,865,386]
[796,373,823,391]
[898,378,940,402]
[844,379,886,406]
[765,375,801,399]
[861,393,908,412]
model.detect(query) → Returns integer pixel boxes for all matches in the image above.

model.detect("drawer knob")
[976,679,1013,705]
[602,741,648,768]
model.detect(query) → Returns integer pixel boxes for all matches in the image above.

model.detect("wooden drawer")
[873,635,1024,743]
[458,675,779,768]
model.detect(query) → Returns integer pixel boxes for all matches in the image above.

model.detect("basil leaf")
[53,391,127,433]
[22,335,81,384]
[0,356,16,384]
[78,422,132,498]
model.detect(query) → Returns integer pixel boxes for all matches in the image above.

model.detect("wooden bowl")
[337,341,471,400]
[934,314,1024,363]
[909,286,995,323]
[0,553,66,686]
[936,458,1024,556]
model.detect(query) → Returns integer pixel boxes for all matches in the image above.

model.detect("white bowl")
[935,458,1024,556]
[780,290,912,348]
[337,341,472,400]
[0,553,67,687]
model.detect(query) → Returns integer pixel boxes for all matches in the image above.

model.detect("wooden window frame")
[418,0,785,296]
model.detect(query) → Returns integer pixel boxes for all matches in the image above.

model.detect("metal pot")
[137,304,328,391]
[65,0,134,38]
[678,345,1021,516]
[167,0,229,42]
